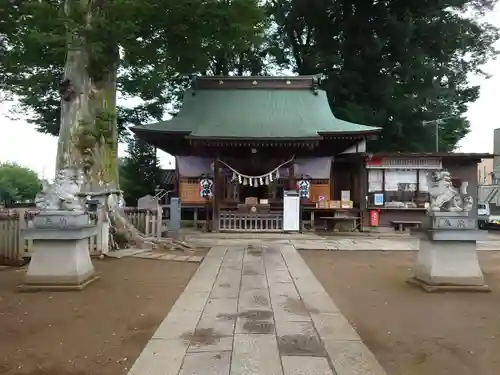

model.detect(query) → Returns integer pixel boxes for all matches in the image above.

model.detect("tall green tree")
[268,0,499,152]
[0,0,267,189]
[0,0,267,246]
[119,136,160,206]
[0,162,41,204]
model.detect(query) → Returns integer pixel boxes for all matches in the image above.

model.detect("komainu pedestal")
[409,170,490,292]
[410,212,490,292]
[20,211,99,291]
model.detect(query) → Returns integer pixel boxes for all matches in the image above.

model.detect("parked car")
[477,202,500,229]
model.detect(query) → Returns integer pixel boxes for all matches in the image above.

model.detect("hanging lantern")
[199,178,214,198]
[269,173,273,183]
[249,178,253,187]
[297,180,310,199]
[264,176,270,185]
[232,172,237,181]
[259,177,264,186]
[276,170,280,179]
[238,175,243,184]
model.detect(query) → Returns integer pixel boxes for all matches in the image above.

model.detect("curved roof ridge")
[132,76,381,139]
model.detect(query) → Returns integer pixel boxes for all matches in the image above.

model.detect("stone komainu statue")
[427,169,473,212]
[35,167,85,211]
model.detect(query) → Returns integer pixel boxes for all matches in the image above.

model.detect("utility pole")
[422,116,455,152]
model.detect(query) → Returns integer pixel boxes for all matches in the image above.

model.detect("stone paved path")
[183,234,420,251]
[128,244,387,375]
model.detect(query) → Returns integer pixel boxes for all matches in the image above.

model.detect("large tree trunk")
[55,0,144,249]
[56,0,119,190]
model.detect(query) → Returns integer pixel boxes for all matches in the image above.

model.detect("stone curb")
[126,246,227,375]
[280,245,388,375]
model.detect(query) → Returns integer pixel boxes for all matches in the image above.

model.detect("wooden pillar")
[213,157,221,232]
[288,161,295,190]
[359,158,367,232]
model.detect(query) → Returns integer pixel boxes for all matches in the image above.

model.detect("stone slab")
[105,249,149,258]
[188,336,234,353]
[211,284,240,299]
[211,270,241,299]
[281,356,334,375]
[267,270,294,284]
[187,256,204,263]
[153,309,204,339]
[301,292,339,314]
[263,254,289,271]
[173,291,210,312]
[275,320,316,337]
[268,281,300,298]
[407,277,491,293]
[19,274,100,292]
[179,351,231,375]
[292,242,328,250]
[241,274,268,290]
[127,338,189,375]
[323,340,387,375]
[197,298,238,336]
[231,334,283,375]
[271,295,311,323]
[238,289,272,311]
[310,313,359,341]
[235,313,275,335]
[275,321,325,357]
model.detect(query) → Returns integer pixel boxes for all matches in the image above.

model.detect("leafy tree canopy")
[119,136,160,206]
[1,0,499,152]
[0,0,268,138]
[268,0,499,151]
[0,162,41,204]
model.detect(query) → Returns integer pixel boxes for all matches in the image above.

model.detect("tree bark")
[55,0,92,175]
[55,0,146,250]
[56,0,118,191]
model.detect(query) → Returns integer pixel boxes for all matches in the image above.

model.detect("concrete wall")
[494,128,500,176]
[478,158,494,185]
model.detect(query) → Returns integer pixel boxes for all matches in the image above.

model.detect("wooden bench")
[319,216,361,232]
[391,220,422,233]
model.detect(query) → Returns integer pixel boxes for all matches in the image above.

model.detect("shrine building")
[132,76,491,233]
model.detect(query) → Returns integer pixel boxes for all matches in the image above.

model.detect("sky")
[1,6,499,179]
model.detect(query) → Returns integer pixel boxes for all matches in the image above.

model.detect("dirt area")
[301,250,500,375]
[0,257,199,375]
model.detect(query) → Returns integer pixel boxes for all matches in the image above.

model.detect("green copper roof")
[134,80,380,139]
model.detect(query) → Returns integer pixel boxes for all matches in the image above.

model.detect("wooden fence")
[0,207,162,266]
[219,211,284,232]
